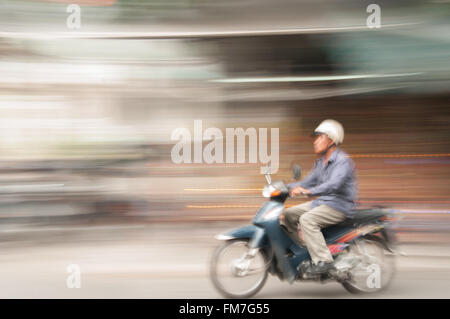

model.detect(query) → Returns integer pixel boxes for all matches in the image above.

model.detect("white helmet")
[313,119,344,146]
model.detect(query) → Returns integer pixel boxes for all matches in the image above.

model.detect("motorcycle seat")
[339,208,387,227]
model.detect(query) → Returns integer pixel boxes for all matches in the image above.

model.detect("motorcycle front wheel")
[210,239,269,298]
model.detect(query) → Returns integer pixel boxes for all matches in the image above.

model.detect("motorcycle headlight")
[262,184,281,198]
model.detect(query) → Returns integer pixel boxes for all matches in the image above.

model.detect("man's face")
[313,134,334,154]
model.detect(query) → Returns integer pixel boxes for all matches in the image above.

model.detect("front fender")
[215,225,261,241]
[216,225,269,250]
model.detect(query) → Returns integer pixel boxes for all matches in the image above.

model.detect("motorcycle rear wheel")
[341,238,396,294]
[210,239,269,298]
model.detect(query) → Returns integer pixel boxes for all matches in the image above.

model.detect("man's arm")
[307,160,353,196]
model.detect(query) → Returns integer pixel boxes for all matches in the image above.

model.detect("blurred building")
[0,0,448,243]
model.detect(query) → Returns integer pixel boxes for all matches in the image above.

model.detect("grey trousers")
[283,201,346,264]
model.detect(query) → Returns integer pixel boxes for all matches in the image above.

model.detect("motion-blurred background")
[0,0,449,298]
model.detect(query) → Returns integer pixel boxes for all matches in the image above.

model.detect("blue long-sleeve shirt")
[289,148,358,216]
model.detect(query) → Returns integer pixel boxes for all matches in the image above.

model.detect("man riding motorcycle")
[283,119,359,276]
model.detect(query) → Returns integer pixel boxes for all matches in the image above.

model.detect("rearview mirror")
[292,164,301,181]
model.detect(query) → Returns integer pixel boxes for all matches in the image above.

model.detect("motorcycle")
[210,165,398,298]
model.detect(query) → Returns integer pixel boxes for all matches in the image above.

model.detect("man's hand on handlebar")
[289,186,310,197]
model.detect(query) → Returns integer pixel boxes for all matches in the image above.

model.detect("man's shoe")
[306,261,335,275]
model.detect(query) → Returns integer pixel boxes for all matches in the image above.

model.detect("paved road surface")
[0,222,449,298]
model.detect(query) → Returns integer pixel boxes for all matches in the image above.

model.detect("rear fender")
[367,228,397,252]
[341,227,396,253]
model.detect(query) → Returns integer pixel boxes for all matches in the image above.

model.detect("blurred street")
[0,222,449,298]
